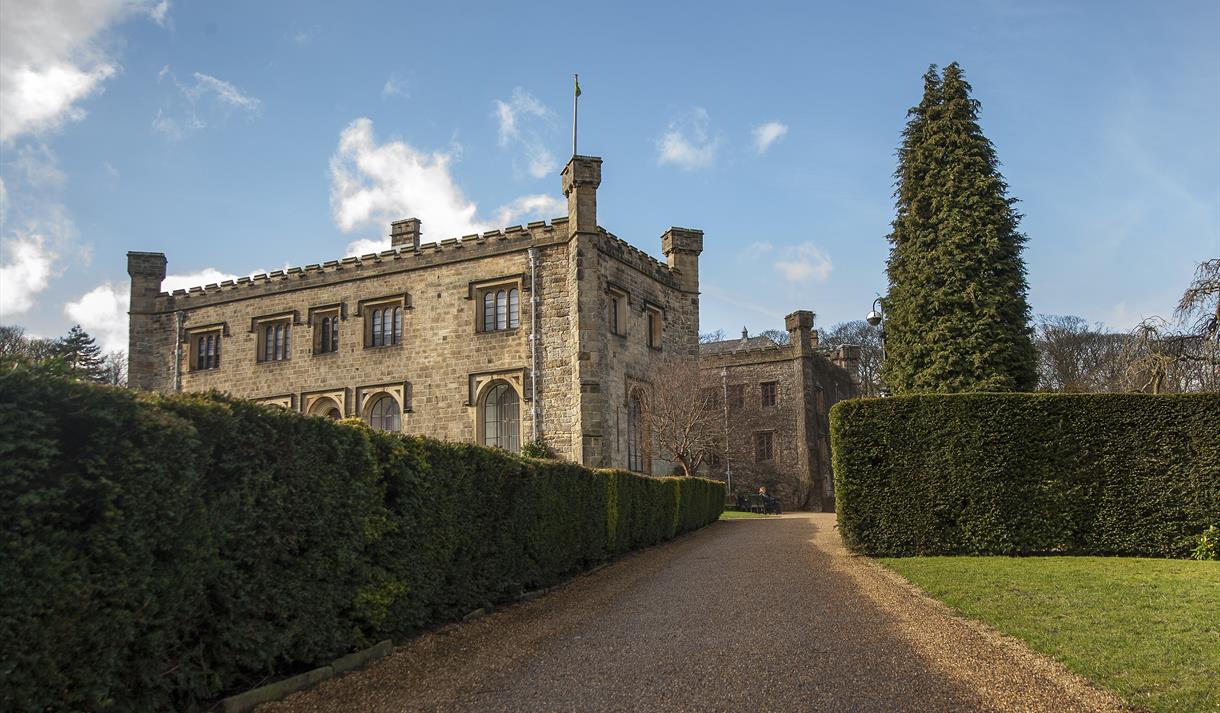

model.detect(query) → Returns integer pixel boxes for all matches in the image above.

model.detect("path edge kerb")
[220,640,392,713]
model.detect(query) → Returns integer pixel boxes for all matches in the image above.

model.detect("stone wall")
[700,314,856,511]
[126,156,701,472]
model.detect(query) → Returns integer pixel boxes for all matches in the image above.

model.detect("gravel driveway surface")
[260,513,1128,712]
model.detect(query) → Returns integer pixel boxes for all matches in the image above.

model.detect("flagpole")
[572,73,579,157]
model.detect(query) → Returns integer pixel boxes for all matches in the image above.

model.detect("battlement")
[155,218,573,307]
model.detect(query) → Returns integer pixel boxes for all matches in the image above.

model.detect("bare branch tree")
[1175,258,1220,341]
[100,351,128,387]
[820,320,885,396]
[699,328,727,344]
[642,359,725,477]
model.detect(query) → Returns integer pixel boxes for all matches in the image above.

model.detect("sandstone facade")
[127,156,701,471]
[700,313,858,511]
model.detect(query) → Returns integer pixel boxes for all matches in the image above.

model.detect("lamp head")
[866,310,883,327]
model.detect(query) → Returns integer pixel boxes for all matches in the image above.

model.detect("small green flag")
[574,76,581,98]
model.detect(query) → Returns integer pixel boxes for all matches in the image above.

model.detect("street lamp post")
[866,297,888,396]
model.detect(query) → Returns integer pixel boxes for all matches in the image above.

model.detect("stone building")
[127,156,703,471]
[700,312,858,511]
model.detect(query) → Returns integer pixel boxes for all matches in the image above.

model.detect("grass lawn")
[879,556,1220,713]
[719,510,769,520]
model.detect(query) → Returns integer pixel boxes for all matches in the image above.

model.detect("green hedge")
[0,370,723,711]
[831,393,1220,557]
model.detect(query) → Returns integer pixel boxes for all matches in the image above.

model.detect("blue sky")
[1,0,1217,352]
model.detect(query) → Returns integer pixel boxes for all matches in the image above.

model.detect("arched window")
[627,390,647,473]
[481,382,520,451]
[367,394,401,432]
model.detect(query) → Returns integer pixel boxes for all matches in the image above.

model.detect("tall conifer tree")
[883,63,1037,393]
[58,324,106,382]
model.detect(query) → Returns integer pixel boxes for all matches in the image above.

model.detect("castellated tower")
[123,154,702,474]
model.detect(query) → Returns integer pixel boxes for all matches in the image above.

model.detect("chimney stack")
[561,156,602,237]
[391,218,421,250]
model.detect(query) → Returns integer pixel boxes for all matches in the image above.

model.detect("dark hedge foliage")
[831,393,1220,557]
[0,371,723,711]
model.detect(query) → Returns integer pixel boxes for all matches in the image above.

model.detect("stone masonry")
[127,156,702,472]
[700,313,858,511]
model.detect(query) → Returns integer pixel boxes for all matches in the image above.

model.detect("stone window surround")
[183,321,228,372]
[470,372,527,450]
[478,379,522,451]
[250,311,298,364]
[302,387,349,418]
[606,282,629,337]
[761,381,779,407]
[306,302,347,356]
[755,430,776,462]
[254,393,296,410]
[624,377,653,475]
[355,381,412,426]
[468,274,526,333]
[358,293,411,349]
[643,301,664,351]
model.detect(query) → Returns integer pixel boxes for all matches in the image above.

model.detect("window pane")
[496,290,507,330]
[265,325,273,362]
[508,288,519,329]
[372,309,382,347]
[283,324,289,359]
[393,307,402,345]
[498,385,519,452]
[213,334,220,367]
[321,317,330,352]
[483,385,501,446]
[483,292,494,331]
[331,316,339,351]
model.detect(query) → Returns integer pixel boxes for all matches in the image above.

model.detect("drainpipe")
[173,311,185,393]
[528,247,541,440]
[721,366,732,496]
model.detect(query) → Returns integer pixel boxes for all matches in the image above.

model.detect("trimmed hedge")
[831,393,1220,557]
[0,370,723,711]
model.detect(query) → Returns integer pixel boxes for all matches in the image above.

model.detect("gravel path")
[261,513,1129,712]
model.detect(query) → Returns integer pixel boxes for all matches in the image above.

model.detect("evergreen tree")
[883,63,1037,393]
[58,324,106,382]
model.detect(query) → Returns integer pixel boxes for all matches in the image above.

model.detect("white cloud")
[14,143,66,187]
[657,108,720,171]
[65,268,242,353]
[330,118,489,246]
[774,242,833,282]
[152,69,261,139]
[344,237,391,257]
[64,282,127,351]
[382,75,407,98]
[0,0,167,144]
[0,178,8,226]
[0,197,75,317]
[494,194,566,227]
[752,121,788,154]
[493,88,557,179]
[187,72,260,112]
[145,1,171,28]
[746,241,775,255]
[0,235,56,317]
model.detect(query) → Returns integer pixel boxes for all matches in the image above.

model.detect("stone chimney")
[785,309,816,355]
[561,155,602,237]
[832,345,862,387]
[661,227,703,294]
[127,251,167,391]
[390,217,421,250]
